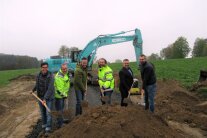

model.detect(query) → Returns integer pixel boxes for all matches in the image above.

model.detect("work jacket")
[74,64,87,92]
[140,62,156,89]
[98,65,114,91]
[33,71,54,100]
[54,69,70,98]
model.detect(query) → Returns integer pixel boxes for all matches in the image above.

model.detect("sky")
[0,0,207,62]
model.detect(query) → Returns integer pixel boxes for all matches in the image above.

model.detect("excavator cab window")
[71,50,81,62]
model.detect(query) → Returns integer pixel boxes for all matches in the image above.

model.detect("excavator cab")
[198,70,207,82]
[70,50,82,62]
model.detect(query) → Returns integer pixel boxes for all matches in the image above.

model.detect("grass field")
[0,68,39,87]
[1,57,207,88]
[107,57,207,88]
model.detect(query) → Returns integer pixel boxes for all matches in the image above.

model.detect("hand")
[100,89,104,93]
[32,88,36,93]
[42,100,46,105]
[141,89,144,96]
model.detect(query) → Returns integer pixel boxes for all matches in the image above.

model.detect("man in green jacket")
[74,57,88,116]
[98,58,114,105]
[54,63,70,128]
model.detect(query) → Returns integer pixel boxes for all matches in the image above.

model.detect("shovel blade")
[123,98,133,105]
[101,96,109,103]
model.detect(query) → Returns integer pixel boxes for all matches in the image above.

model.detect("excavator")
[45,28,143,86]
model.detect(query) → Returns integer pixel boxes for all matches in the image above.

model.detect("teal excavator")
[45,28,143,83]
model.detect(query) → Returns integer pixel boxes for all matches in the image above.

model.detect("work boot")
[63,118,69,124]
[121,103,128,107]
[44,130,51,137]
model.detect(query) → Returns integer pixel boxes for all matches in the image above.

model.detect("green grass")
[0,68,39,87]
[1,57,207,89]
[95,57,207,88]
[152,57,207,88]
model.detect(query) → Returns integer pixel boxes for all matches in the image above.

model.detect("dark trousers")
[120,90,128,106]
[55,98,65,127]
[121,97,128,106]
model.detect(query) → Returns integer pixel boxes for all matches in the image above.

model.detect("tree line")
[0,54,39,71]
[58,45,79,58]
[148,37,207,61]
[59,38,207,63]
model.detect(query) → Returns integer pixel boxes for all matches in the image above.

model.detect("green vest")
[54,70,70,98]
[98,65,114,91]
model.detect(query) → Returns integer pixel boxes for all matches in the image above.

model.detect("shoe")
[63,119,69,124]
[121,103,128,107]
[44,130,51,137]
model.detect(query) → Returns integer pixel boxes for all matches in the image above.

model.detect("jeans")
[38,98,53,131]
[144,83,156,112]
[75,90,85,116]
[100,90,113,105]
[55,98,65,127]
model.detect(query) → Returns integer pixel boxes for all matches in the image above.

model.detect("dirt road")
[0,76,39,138]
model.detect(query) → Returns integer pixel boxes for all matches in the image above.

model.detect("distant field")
[102,57,207,88]
[0,68,39,87]
[1,57,207,89]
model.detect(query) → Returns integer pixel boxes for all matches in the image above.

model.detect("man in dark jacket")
[119,59,134,106]
[74,57,88,116]
[139,54,157,112]
[32,62,54,135]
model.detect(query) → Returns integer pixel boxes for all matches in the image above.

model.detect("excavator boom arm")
[78,29,143,67]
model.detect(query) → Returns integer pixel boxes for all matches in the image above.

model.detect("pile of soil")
[50,105,184,138]
[10,74,35,82]
[0,104,6,116]
[155,80,207,130]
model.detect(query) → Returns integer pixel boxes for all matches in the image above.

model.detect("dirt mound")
[155,80,207,130]
[50,105,184,138]
[10,74,35,81]
[190,80,207,91]
[0,104,6,116]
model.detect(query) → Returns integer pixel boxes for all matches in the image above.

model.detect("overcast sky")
[0,0,207,62]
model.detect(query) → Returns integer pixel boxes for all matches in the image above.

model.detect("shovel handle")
[31,93,51,113]
[100,88,105,97]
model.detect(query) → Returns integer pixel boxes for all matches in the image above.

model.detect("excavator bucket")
[198,70,207,82]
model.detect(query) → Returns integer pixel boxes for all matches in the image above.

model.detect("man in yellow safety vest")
[54,63,70,128]
[98,58,114,105]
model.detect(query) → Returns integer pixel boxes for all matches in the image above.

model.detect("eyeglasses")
[62,68,67,70]
[41,66,48,68]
